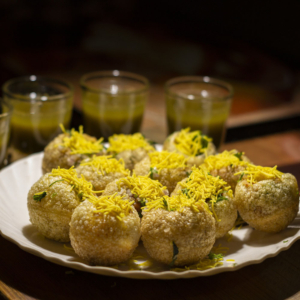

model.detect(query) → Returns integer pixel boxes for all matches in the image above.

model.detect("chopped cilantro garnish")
[182,188,190,198]
[208,253,224,260]
[238,172,244,182]
[216,195,228,203]
[234,152,243,161]
[201,136,209,149]
[149,167,158,179]
[283,240,288,243]
[49,179,65,187]
[170,241,179,267]
[78,192,84,201]
[33,191,47,202]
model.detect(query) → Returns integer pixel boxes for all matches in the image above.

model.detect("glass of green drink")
[2,76,73,160]
[80,70,149,140]
[0,98,12,168]
[165,76,233,149]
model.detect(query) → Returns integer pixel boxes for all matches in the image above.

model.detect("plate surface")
[0,152,300,279]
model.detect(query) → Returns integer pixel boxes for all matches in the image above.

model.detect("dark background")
[0,0,299,115]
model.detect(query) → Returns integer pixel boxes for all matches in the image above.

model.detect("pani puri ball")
[141,195,216,266]
[107,133,155,170]
[163,128,216,167]
[69,194,141,266]
[27,167,94,242]
[76,155,130,191]
[42,125,105,174]
[134,151,190,193]
[235,165,299,233]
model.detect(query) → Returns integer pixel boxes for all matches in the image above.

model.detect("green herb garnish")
[170,241,179,267]
[49,179,65,187]
[182,188,190,198]
[149,167,158,179]
[238,172,244,182]
[208,253,224,260]
[33,191,47,202]
[234,152,243,161]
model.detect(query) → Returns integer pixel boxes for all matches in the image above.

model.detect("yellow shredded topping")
[203,150,248,172]
[149,151,187,171]
[79,155,130,176]
[107,133,155,153]
[235,164,283,185]
[59,124,104,155]
[49,167,133,220]
[49,167,99,199]
[87,193,134,221]
[116,173,167,202]
[173,127,212,157]
[143,193,210,214]
[178,166,233,221]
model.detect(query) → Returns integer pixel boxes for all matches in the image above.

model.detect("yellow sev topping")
[235,164,283,185]
[59,125,104,155]
[116,173,167,201]
[143,193,210,214]
[107,133,155,153]
[87,193,134,221]
[50,167,97,197]
[179,166,233,220]
[173,128,212,157]
[79,155,130,176]
[203,150,248,172]
[149,151,187,171]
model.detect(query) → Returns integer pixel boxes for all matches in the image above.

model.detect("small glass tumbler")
[165,76,233,149]
[2,76,73,159]
[0,99,12,169]
[80,70,149,139]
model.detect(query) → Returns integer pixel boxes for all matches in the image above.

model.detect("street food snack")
[27,167,96,242]
[141,194,216,266]
[134,151,189,193]
[163,128,216,167]
[102,173,168,216]
[235,165,299,233]
[69,193,141,266]
[201,150,251,192]
[76,155,130,191]
[172,166,236,239]
[42,125,105,174]
[107,133,155,170]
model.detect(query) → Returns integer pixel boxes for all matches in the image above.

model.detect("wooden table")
[1,115,300,299]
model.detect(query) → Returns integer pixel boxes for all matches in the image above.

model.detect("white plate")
[0,152,300,279]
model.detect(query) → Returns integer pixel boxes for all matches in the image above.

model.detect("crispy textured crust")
[209,153,251,192]
[69,200,141,266]
[234,173,299,232]
[208,193,237,238]
[163,131,217,167]
[76,164,127,192]
[27,173,81,242]
[42,133,102,174]
[134,156,189,193]
[115,148,150,171]
[141,206,216,266]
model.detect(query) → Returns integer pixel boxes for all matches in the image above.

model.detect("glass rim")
[164,76,234,101]
[0,98,13,118]
[80,70,149,95]
[2,75,74,102]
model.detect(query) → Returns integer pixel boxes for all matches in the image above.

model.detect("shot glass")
[165,76,233,149]
[0,99,12,168]
[80,70,149,139]
[2,76,73,159]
